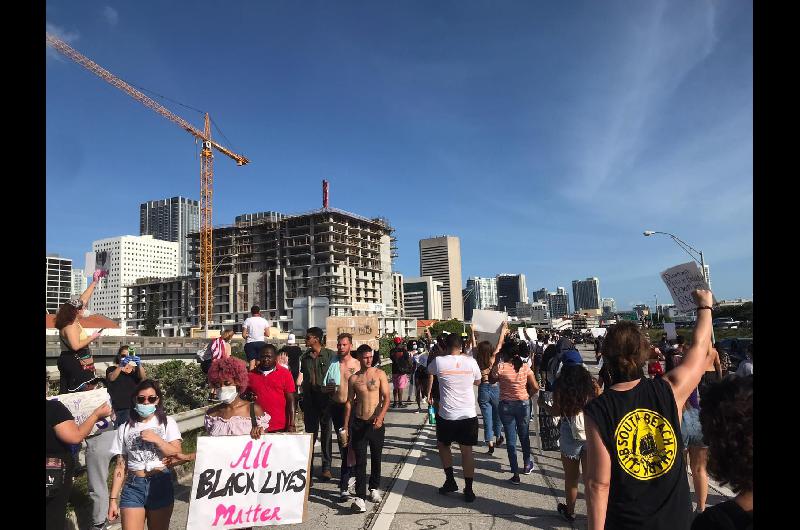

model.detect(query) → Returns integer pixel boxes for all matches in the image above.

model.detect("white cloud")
[46,22,80,60]
[103,6,119,26]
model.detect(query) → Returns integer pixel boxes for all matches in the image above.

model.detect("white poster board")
[472,309,507,346]
[49,389,114,436]
[663,322,677,340]
[187,433,313,529]
[589,328,607,338]
[660,261,714,312]
[526,328,538,342]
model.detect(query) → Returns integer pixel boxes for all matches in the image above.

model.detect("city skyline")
[46,1,752,309]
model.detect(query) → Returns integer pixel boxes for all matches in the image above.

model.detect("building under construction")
[125,206,412,336]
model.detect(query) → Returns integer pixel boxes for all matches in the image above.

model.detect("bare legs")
[688,446,709,511]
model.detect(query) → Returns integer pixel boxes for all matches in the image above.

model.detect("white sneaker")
[338,489,350,503]
[348,476,356,491]
[368,488,383,503]
[351,497,366,513]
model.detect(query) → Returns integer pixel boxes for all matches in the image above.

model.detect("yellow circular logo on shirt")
[614,408,678,480]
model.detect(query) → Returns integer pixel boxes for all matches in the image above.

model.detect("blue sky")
[46,1,752,311]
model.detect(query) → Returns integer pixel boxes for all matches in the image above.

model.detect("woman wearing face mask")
[107,380,182,530]
[162,357,270,469]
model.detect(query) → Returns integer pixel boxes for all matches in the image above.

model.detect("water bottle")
[428,404,436,425]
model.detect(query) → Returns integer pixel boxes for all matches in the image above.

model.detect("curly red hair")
[207,356,249,393]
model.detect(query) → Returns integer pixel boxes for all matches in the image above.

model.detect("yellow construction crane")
[46,33,250,332]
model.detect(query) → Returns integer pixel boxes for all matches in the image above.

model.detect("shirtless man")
[324,333,362,502]
[343,344,390,513]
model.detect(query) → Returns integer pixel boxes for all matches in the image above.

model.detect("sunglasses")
[136,395,159,404]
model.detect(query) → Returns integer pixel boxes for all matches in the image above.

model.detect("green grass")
[645,327,752,344]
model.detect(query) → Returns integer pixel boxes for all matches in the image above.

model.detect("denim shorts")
[119,470,174,510]
[681,408,706,449]
[559,419,585,460]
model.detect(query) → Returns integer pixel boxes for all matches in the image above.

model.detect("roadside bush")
[142,361,207,414]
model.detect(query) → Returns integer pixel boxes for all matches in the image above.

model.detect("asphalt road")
[164,344,733,529]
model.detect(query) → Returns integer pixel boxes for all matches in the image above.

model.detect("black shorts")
[435,416,479,446]
[244,341,266,362]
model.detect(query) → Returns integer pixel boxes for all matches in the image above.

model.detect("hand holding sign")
[691,289,713,308]
[660,262,715,312]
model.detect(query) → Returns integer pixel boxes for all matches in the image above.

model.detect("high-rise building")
[88,235,180,321]
[601,297,616,316]
[139,196,200,276]
[572,277,601,312]
[547,287,570,319]
[403,276,444,320]
[71,268,87,296]
[46,254,73,314]
[532,288,549,303]
[496,274,528,316]
[465,277,497,308]
[419,236,463,320]
[515,301,550,326]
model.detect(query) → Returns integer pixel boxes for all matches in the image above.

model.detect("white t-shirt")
[427,354,481,420]
[110,416,182,471]
[243,316,271,343]
[414,352,429,369]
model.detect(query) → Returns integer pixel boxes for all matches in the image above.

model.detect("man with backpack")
[390,337,412,408]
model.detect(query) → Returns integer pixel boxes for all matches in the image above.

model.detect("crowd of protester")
[47,290,752,530]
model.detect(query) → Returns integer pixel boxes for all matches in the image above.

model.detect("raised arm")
[665,290,714,409]
[80,270,104,307]
[494,322,509,354]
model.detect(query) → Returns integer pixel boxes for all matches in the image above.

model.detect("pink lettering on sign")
[212,503,282,526]
[229,441,273,469]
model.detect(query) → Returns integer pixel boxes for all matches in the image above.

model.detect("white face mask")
[218,385,238,404]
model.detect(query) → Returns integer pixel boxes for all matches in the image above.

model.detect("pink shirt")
[497,362,532,402]
[204,411,270,436]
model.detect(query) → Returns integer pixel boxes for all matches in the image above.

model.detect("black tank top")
[584,377,690,530]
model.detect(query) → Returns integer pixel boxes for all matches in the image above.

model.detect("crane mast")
[46,33,249,332]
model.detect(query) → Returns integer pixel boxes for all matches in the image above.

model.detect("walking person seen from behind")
[584,289,715,530]
[242,305,271,371]
[475,327,506,455]
[426,333,482,503]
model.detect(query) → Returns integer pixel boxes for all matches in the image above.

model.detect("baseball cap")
[561,349,584,366]
[393,337,403,344]
[287,333,296,345]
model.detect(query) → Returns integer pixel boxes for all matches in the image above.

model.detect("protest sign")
[325,316,379,352]
[663,322,677,340]
[187,433,313,529]
[472,309,507,346]
[660,261,714,312]
[527,328,538,341]
[589,328,606,338]
[49,388,114,436]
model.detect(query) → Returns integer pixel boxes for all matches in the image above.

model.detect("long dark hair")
[128,379,168,426]
[55,303,80,330]
[602,321,648,383]
[476,341,494,371]
[553,364,596,417]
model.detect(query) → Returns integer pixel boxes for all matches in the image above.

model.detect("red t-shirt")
[247,367,296,432]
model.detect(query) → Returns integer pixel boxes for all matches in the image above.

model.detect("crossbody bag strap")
[250,401,257,429]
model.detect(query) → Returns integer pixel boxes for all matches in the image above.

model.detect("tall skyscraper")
[88,235,180,321]
[466,277,498,309]
[419,236,463,320]
[71,268,87,296]
[532,288,549,303]
[547,287,570,319]
[46,254,73,314]
[572,277,601,312]
[496,274,528,316]
[140,196,200,276]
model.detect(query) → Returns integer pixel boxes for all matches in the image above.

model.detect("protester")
[108,380,182,530]
[406,340,419,402]
[666,334,687,372]
[242,305,271,371]
[584,289,714,530]
[735,344,753,377]
[681,388,710,514]
[552,364,599,522]
[698,346,723,402]
[390,337,412,408]
[475,331,505,454]
[106,345,146,427]
[489,335,539,484]
[691,375,753,530]
[299,327,335,481]
[55,270,116,530]
[426,333,482,502]
[413,342,430,413]
[46,380,113,530]
[248,344,295,433]
[324,333,361,502]
[343,344,391,513]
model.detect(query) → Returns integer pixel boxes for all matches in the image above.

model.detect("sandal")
[557,503,576,522]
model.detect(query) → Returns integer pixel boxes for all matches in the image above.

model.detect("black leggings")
[45,466,74,530]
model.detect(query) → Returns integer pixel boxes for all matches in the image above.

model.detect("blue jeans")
[499,399,531,474]
[477,383,502,444]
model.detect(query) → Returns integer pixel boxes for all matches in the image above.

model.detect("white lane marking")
[371,424,435,530]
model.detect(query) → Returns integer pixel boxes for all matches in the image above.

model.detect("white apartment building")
[467,277,498,309]
[403,276,444,320]
[46,254,73,314]
[71,268,87,296]
[87,235,180,321]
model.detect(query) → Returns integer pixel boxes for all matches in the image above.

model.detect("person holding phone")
[107,346,146,426]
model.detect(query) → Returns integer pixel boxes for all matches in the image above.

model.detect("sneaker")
[557,502,576,522]
[400,403,408,408]
[415,408,421,414]
[338,490,351,503]
[438,479,459,494]
[390,402,397,408]
[523,461,535,475]
[91,521,109,530]
[319,469,333,481]
[463,489,476,503]
[368,488,383,503]
[487,442,495,455]
[348,476,356,492]
[508,474,521,485]
[351,497,366,513]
